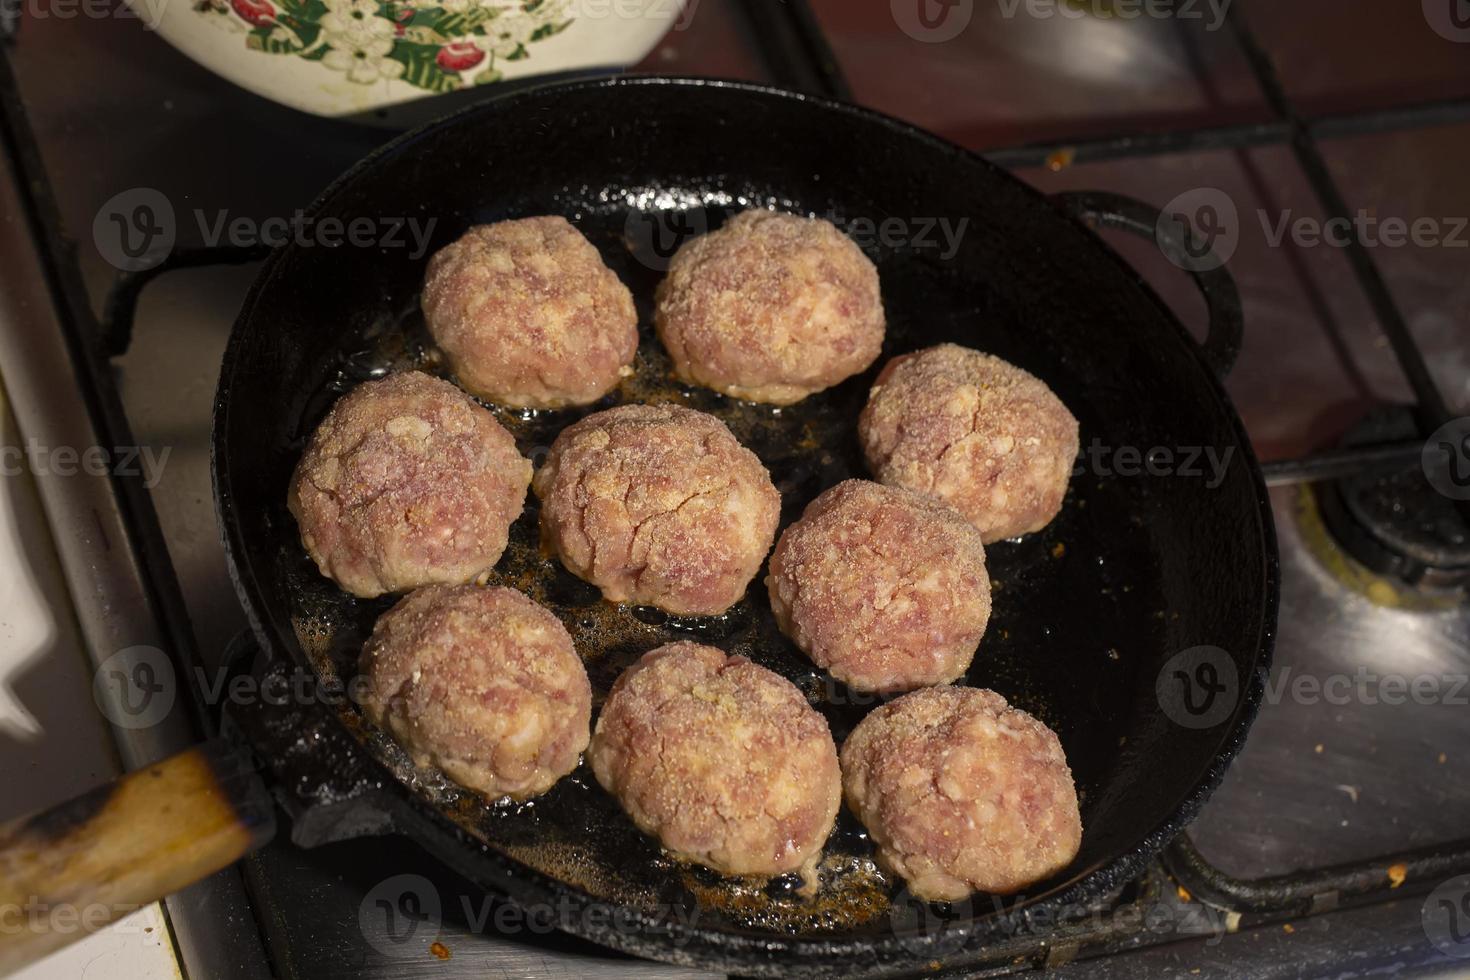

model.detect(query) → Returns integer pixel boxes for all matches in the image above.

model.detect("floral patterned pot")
[131,0,687,117]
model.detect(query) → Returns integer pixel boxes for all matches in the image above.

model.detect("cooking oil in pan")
[283,217,1158,939]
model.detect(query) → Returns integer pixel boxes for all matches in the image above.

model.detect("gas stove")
[1,1,1468,977]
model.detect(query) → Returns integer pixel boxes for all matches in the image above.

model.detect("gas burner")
[1317,406,1470,592]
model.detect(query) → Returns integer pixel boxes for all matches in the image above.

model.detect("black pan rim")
[211,73,1280,972]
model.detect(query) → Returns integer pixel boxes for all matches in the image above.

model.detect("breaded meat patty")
[858,343,1078,543]
[421,215,638,408]
[655,210,884,404]
[533,403,780,615]
[767,480,991,694]
[289,371,530,598]
[589,642,841,879]
[841,686,1082,900]
[359,585,591,800]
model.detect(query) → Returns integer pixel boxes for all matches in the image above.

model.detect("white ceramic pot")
[127,0,686,118]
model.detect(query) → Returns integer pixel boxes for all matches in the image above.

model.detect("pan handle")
[1052,190,1243,379]
[0,738,275,976]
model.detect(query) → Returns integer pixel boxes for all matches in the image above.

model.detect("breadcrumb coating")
[589,642,841,879]
[841,686,1082,900]
[289,371,531,598]
[858,343,1078,544]
[360,585,591,800]
[655,210,885,405]
[422,216,638,409]
[767,480,991,693]
[533,404,780,615]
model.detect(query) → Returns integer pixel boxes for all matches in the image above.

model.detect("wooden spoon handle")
[0,738,276,976]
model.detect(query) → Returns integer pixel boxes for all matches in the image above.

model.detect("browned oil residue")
[283,267,920,939]
[245,207,1199,959]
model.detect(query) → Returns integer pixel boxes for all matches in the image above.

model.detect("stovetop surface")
[6,1,1470,976]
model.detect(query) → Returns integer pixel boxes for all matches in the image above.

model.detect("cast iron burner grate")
[1318,407,1470,591]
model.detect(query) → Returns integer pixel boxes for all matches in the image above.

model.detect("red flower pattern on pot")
[436,40,485,72]
[230,0,276,26]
